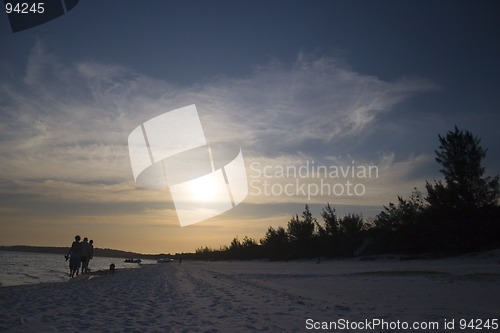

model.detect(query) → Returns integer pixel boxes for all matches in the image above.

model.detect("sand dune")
[1,252,499,332]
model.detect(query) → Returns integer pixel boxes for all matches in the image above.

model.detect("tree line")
[190,127,499,260]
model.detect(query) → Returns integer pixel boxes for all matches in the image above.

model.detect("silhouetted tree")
[373,188,429,253]
[287,204,317,257]
[192,127,500,260]
[241,236,260,259]
[229,237,241,251]
[426,126,499,211]
[260,226,289,260]
[287,206,316,242]
[316,203,340,257]
[375,188,426,232]
[426,127,499,251]
[338,213,365,256]
[321,203,339,238]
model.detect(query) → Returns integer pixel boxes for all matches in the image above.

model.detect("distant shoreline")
[0,245,174,260]
[3,245,500,262]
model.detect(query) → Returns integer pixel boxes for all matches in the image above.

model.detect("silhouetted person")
[87,239,94,272]
[66,235,82,278]
[80,237,90,274]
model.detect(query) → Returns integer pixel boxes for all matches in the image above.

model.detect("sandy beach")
[1,252,499,332]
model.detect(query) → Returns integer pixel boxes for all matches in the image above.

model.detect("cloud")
[194,53,438,154]
[0,42,438,209]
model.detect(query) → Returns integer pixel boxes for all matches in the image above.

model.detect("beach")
[1,252,499,332]
[0,251,153,287]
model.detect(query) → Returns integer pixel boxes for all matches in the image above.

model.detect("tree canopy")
[188,127,499,260]
[426,126,499,211]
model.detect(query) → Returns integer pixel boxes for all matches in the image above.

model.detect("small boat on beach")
[157,258,174,263]
[124,258,142,263]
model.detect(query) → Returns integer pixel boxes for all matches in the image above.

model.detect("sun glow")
[190,175,219,202]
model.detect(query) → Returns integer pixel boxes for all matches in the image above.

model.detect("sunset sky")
[1,1,499,254]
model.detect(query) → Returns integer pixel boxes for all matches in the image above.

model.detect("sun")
[189,174,219,202]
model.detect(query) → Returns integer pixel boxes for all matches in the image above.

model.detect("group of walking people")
[66,235,94,278]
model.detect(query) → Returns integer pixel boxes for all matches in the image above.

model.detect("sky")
[1,0,499,254]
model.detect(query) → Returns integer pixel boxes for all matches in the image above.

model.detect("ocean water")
[0,251,156,287]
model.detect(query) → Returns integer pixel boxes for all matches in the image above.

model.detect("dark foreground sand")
[1,252,499,332]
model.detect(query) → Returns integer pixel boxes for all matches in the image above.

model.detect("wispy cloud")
[0,41,438,209]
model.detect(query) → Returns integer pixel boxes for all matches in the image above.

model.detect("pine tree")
[426,126,499,212]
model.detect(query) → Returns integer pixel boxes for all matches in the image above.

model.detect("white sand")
[1,251,499,332]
